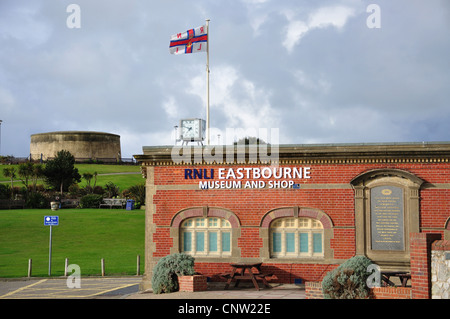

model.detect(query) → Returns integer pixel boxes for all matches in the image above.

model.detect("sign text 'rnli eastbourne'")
[184,167,311,189]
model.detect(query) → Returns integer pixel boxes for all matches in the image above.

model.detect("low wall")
[370,287,412,299]
[431,240,450,299]
[305,282,412,299]
[305,233,444,299]
[305,282,323,299]
[178,275,208,292]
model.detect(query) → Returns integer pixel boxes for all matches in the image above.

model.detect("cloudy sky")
[1,0,449,158]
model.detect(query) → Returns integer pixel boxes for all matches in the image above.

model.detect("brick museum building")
[135,142,450,291]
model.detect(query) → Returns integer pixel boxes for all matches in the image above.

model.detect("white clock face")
[181,120,199,139]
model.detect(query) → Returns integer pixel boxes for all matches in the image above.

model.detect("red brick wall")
[151,162,450,282]
[305,281,323,299]
[410,232,442,299]
[178,275,207,292]
[370,287,412,299]
[305,282,413,299]
[194,262,338,283]
[305,232,443,299]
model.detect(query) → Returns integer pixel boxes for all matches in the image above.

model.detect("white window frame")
[181,217,232,257]
[270,217,324,258]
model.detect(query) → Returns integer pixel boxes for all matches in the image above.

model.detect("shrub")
[322,255,373,299]
[68,184,81,196]
[92,185,104,195]
[26,192,49,209]
[0,184,10,199]
[80,194,103,208]
[151,253,195,294]
[104,181,120,198]
[125,183,145,208]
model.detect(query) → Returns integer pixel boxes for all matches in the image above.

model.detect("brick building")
[134,142,450,291]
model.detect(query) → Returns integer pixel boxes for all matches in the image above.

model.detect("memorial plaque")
[370,186,404,251]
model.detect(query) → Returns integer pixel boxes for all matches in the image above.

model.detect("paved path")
[0,278,305,299]
[129,284,306,299]
[0,277,141,299]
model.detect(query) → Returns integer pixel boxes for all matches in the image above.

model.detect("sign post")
[44,216,59,276]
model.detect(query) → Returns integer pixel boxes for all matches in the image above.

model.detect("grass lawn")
[0,208,145,278]
[0,164,143,190]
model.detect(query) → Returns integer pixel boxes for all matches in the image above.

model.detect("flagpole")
[206,19,210,145]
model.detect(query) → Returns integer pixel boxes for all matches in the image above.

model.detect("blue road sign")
[44,216,59,226]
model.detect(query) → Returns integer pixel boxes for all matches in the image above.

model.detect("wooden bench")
[60,199,80,208]
[99,198,126,209]
[0,199,25,209]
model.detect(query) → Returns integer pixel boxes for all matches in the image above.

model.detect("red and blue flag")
[170,25,208,55]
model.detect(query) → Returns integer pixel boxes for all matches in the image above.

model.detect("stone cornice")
[134,142,450,166]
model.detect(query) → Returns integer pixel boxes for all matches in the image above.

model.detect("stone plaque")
[370,186,404,251]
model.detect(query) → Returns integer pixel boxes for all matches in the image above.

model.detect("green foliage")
[104,181,120,198]
[0,184,10,199]
[80,194,103,208]
[18,162,34,189]
[124,183,145,207]
[2,167,16,198]
[44,150,81,194]
[322,255,373,299]
[25,192,49,209]
[151,253,196,294]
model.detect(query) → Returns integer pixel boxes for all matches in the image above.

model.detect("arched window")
[181,217,232,257]
[270,217,324,258]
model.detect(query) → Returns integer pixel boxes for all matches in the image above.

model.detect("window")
[270,217,324,258]
[181,217,231,257]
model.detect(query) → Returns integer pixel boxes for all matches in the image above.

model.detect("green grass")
[0,208,145,278]
[75,164,140,175]
[0,164,142,190]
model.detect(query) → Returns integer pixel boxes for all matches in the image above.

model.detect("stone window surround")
[351,168,424,269]
[170,206,335,263]
[170,207,242,259]
[260,207,334,262]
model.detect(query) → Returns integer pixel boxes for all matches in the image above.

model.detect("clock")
[180,118,206,142]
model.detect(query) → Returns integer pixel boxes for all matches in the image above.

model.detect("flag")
[169,25,208,55]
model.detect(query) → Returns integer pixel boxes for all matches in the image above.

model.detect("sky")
[0,0,449,158]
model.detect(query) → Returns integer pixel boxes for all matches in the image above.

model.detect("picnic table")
[381,271,411,287]
[221,262,273,291]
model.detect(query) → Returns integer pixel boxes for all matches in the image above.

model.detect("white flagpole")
[206,19,210,145]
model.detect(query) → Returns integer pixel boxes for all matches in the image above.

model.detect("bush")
[104,182,120,198]
[68,184,81,196]
[124,183,145,208]
[151,253,195,294]
[80,194,103,208]
[92,185,104,195]
[0,184,10,199]
[322,255,373,299]
[26,192,49,209]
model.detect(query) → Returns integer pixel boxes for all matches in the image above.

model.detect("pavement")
[129,282,306,299]
[0,277,306,299]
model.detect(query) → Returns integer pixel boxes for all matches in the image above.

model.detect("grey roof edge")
[135,141,450,161]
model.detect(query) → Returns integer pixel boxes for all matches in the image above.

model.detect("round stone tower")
[30,131,121,162]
